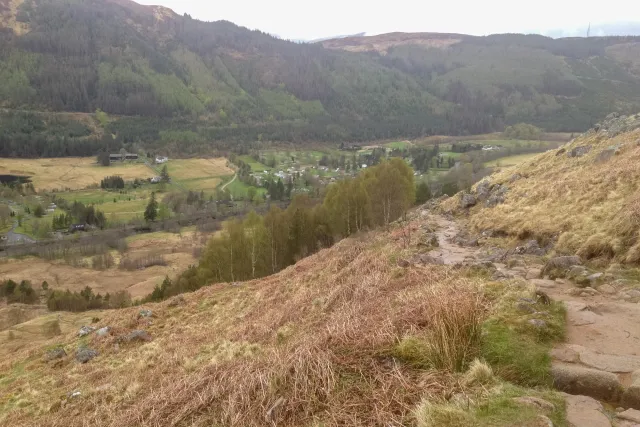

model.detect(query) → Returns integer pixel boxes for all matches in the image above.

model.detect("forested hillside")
[1,0,640,156]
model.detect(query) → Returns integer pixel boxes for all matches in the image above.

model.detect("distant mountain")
[2,0,640,156]
[543,22,640,38]
[307,32,366,43]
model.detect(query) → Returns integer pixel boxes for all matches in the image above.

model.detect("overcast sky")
[136,0,640,40]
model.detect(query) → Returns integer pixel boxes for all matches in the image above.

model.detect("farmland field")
[0,157,154,191]
[164,158,234,192]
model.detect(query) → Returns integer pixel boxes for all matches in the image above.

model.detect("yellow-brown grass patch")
[0,224,490,426]
[0,158,154,191]
[449,127,640,263]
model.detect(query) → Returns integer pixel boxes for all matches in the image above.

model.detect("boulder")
[78,326,95,337]
[617,409,640,423]
[46,348,67,361]
[622,289,640,303]
[485,185,509,207]
[138,309,153,318]
[509,173,522,183]
[586,273,604,286]
[516,301,536,313]
[76,348,98,364]
[528,319,547,329]
[567,145,592,158]
[542,256,582,277]
[622,371,640,409]
[475,180,491,201]
[564,394,612,427]
[167,295,186,307]
[598,284,616,295]
[96,327,111,337]
[417,232,439,248]
[516,239,545,256]
[513,396,555,412]
[460,193,477,209]
[552,364,624,402]
[526,268,543,280]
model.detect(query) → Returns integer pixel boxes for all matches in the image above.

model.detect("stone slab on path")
[553,344,640,374]
[564,394,612,427]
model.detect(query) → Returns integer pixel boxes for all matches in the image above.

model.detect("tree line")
[145,159,415,301]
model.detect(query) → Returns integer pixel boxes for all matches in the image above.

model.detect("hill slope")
[1,0,640,153]
[0,213,569,426]
[449,112,640,263]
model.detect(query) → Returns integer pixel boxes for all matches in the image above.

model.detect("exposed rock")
[475,180,491,201]
[78,326,95,337]
[485,184,509,207]
[598,284,616,295]
[542,256,582,277]
[563,344,640,373]
[567,145,592,158]
[76,348,98,364]
[552,364,624,402]
[46,348,67,361]
[96,327,111,337]
[564,394,612,427]
[138,309,153,318]
[622,289,640,303]
[622,371,640,409]
[528,319,547,328]
[595,148,617,163]
[516,301,536,313]
[509,173,522,183]
[536,415,554,427]
[617,409,640,423]
[526,268,543,280]
[587,273,604,286]
[119,330,152,343]
[168,295,186,307]
[516,239,545,256]
[460,193,477,209]
[417,232,439,248]
[551,346,580,363]
[513,396,555,411]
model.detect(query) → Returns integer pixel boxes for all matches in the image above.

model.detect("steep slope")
[454,112,640,264]
[0,213,568,426]
[1,0,640,152]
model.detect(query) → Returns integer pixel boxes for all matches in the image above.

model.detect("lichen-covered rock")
[460,193,477,209]
[96,327,111,337]
[46,348,67,361]
[76,348,98,363]
[138,309,153,318]
[78,326,95,337]
[567,145,592,158]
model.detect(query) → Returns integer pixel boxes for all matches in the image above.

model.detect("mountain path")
[220,174,237,191]
[426,214,640,426]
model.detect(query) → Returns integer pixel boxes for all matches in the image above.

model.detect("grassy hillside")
[0,213,567,426]
[448,112,640,264]
[1,1,640,155]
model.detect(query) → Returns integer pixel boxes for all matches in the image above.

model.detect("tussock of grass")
[464,359,494,386]
[414,399,474,427]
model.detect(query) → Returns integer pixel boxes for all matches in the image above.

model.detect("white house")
[151,176,162,183]
[156,156,169,164]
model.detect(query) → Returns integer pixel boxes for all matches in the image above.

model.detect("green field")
[239,155,272,172]
[383,141,412,150]
[225,179,267,200]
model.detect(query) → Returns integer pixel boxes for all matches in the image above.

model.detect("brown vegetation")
[447,123,640,264]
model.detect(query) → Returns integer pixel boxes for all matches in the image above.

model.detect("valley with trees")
[2,0,640,426]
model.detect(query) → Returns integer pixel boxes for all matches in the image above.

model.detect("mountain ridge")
[2,0,640,151]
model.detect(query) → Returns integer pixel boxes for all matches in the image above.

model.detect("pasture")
[0,157,153,191]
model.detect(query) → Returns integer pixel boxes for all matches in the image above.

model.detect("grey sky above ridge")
[135,0,640,40]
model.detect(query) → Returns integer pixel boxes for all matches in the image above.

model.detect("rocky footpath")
[416,209,640,426]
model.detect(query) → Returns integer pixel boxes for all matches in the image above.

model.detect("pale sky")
[136,0,640,41]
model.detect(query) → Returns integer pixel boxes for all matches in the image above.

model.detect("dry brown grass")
[0,224,491,426]
[448,127,640,263]
[0,157,153,191]
[0,230,202,298]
